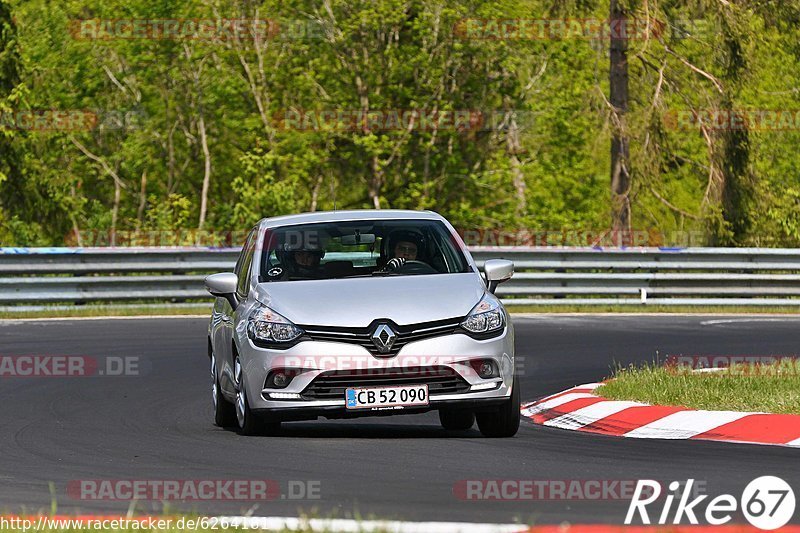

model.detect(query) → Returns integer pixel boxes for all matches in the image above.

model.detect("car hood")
[254,273,486,327]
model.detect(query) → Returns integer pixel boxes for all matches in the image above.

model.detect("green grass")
[600,360,800,414]
[0,305,212,319]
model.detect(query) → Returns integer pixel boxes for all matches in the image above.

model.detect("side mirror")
[483,259,514,294]
[205,272,239,309]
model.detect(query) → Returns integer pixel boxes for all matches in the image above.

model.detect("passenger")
[288,248,324,278]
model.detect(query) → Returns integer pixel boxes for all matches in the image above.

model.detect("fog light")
[273,372,289,387]
[265,368,302,389]
[469,359,499,379]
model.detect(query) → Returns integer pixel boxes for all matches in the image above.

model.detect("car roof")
[259,209,444,228]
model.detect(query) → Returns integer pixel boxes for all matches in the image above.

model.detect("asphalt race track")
[1,315,798,525]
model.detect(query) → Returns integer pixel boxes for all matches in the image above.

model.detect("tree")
[609,0,631,239]
[0,0,27,243]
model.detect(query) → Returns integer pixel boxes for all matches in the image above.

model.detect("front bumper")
[234,326,515,421]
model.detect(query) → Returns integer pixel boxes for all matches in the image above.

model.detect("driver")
[393,240,418,261]
[380,230,424,272]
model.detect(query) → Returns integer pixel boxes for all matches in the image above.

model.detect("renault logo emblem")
[371,323,397,354]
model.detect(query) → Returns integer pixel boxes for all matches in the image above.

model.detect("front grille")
[299,317,462,357]
[301,366,470,400]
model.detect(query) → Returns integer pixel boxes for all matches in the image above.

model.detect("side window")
[235,229,257,298]
[233,231,250,278]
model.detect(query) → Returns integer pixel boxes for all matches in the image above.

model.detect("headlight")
[461,294,505,335]
[247,306,304,344]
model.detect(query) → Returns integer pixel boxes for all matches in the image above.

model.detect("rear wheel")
[212,352,237,427]
[476,375,520,438]
[234,356,280,436]
[438,409,475,430]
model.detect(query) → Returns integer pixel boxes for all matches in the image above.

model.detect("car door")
[217,226,258,395]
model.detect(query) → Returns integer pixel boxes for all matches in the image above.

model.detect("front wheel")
[476,375,520,438]
[439,409,475,430]
[234,356,280,436]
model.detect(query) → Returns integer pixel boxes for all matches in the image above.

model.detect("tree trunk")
[717,124,750,245]
[197,113,212,231]
[610,0,631,243]
[136,170,147,231]
[712,30,750,246]
[69,185,83,246]
[369,155,382,209]
[111,179,120,247]
[167,122,176,193]
[310,174,324,212]
[506,112,526,216]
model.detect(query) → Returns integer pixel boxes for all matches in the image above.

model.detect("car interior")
[260,220,470,281]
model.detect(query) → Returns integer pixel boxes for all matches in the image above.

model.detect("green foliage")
[764,187,800,247]
[144,193,193,230]
[231,148,302,226]
[1,0,799,247]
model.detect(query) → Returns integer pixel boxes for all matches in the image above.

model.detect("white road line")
[786,437,800,447]
[576,382,604,390]
[623,410,753,440]
[513,313,800,319]
[543,400,642,430]
[700,317,800,325]
[547,382,602,397]
[213,516,527,533]
[521,382,602,406]
[520,392,596,417]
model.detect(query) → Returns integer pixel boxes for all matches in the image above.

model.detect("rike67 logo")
[626,477,795,530]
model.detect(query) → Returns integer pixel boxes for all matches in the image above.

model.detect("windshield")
[259,219,471,282]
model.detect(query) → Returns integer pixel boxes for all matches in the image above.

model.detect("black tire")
[234,356,280,436]
[211,353,237,428]
[476,375,521,438]
[439,409,475,430]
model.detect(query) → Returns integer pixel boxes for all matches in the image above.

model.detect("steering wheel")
[392,260,438,275]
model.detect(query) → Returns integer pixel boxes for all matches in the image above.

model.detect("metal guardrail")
[2,246,800,306]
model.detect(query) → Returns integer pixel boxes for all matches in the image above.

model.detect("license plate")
[345,384,429,410]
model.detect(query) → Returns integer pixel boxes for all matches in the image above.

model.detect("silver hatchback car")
[205,210,519,437]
